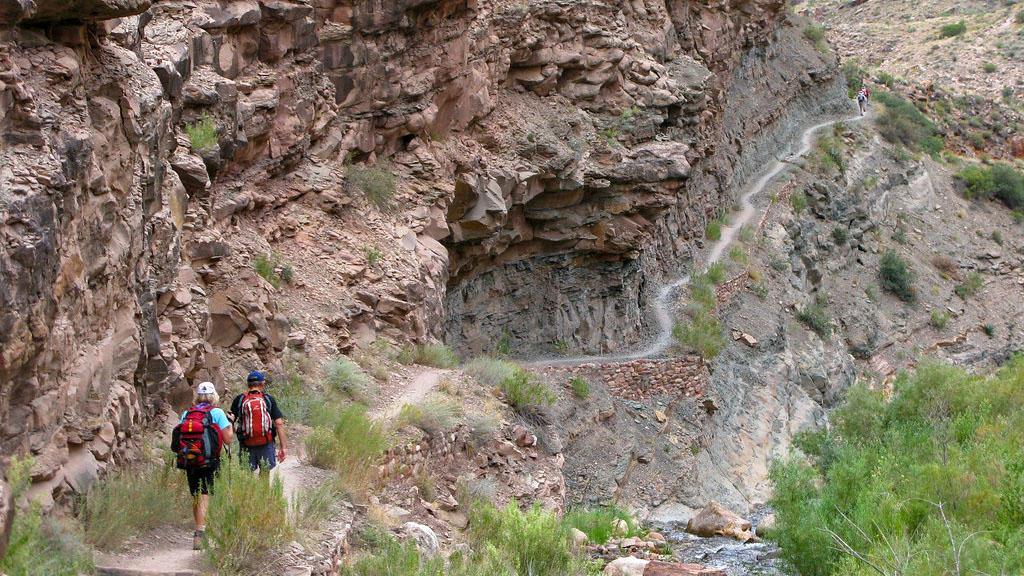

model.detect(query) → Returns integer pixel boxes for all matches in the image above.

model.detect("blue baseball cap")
[247,371,264,383]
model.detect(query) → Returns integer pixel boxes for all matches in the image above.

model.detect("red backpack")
[171,405,223,470]
[237,390,273,447]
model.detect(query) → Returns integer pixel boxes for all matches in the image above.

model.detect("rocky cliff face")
[0,0,845,503]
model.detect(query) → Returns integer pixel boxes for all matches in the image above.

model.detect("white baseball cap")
[197,381,217,395]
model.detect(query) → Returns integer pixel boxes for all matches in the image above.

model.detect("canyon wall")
[0,0,846,503]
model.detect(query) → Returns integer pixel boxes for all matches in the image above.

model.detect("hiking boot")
[193,530,204,550]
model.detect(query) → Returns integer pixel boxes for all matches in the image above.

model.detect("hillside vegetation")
[769,357,1024,576]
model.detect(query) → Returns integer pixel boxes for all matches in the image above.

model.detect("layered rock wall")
[1,0,846,504]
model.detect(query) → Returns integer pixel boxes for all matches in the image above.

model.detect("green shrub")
[930,310,950,329]
[466,412,501,449]
[831,226,849,245]
[274,357,323,426]
[955,272,984,300]
[341,528,443,576]
[406,344,459,368]
[803,23,827,52]
[673,312,726,360]
[563,507,636,545]
[466,357,519,389]
[842,61,866,98]
[185,114,218,151]
[705,219,722,241]
[879,251,916,302]
[253,252,289,288]
[957,163,1024,208]
[468,502,580,576]
[205,458,291,575]
[500,368,555,410]
[1017,10,1024,24]
[797,303,832,337]
[704,262,726,285]
[729,246,748,265]
[790,190,807,214]
[874,92,943,155]
[363,245,384,266]
[396,394,462,436]
[569,375,590,399]
[983,323,996,337]
[304,404,388,496]
[769,359,1024,576]
[1,457,94,576]
[687,273,717,316]
[982,61,998,73]
[938,20,966,38]
[323,357,376,404]
[346,163,396,210]
[814,135,846,174]
[82,458,190,550]
[1012,210,1024,223]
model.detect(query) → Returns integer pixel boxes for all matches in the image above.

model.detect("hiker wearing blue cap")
[228,370,287,475]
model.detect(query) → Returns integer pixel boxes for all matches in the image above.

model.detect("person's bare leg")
[193,494,209,549]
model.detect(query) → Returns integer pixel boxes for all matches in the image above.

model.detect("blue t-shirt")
[180,404,231,430]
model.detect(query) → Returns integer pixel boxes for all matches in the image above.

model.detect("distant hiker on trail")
[171,381,233,550]
[229,371,287,476]
[857,87,870,115]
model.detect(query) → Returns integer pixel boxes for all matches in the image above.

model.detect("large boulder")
[604,557,649,576]
[399,522,439,558]
[0,480,13,562]
[686,501,756,542]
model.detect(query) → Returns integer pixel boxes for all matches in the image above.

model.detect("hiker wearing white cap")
[171,381,233,550]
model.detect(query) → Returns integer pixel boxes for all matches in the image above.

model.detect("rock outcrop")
[685,500,755,541]
[0,0,847,505]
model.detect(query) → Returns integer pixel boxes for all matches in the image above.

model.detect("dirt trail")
[528,112,867,368]
[373,369,444,420]
[94,445,325,576]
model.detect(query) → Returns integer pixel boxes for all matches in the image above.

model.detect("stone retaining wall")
[548,357,708,401]
[377,429,464,482]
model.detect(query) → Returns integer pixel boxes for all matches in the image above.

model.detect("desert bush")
[982,61,998,73]
[790,190,807,214]
[82,458,190,550]
[842,61,866,98]
[930,310,950,329]
[984,323,996,337]
[186,114,217,151]
[704,262,726,285]
[955,271,984,300]
[405,344,459,368]
[396,394,462,436]
[569,375,590,399]
[729,246,748,265]
[831,226,848,245]
[938,20,966,38]
[467,502,579,576]
[931,255,961,280]
[563,507,637,545]
[465,357,519,389]
[305,404,388,498]
[340,527,443,576]
[253,252,291,288]
[1,457,94,576]
[291,482,339,533]
[346,163,396,210]
[957,163,1024,208]
[362,245,384,266]
[879,251,916,302]
[705,219,722,241]
[466,412,501,449]
[769,359,1024,576]
[500,368,555,410]
[204,456,291,574]
[874,92,943,155]
[797,302,831,337]
[673,312,726,360]
[803,23,827,51]
[323,357,376,404]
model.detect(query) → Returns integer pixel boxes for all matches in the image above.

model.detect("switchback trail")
[526,112,866,369]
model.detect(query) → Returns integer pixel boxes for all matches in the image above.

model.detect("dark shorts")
[186,466,218,496]
[240,443,276,472]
